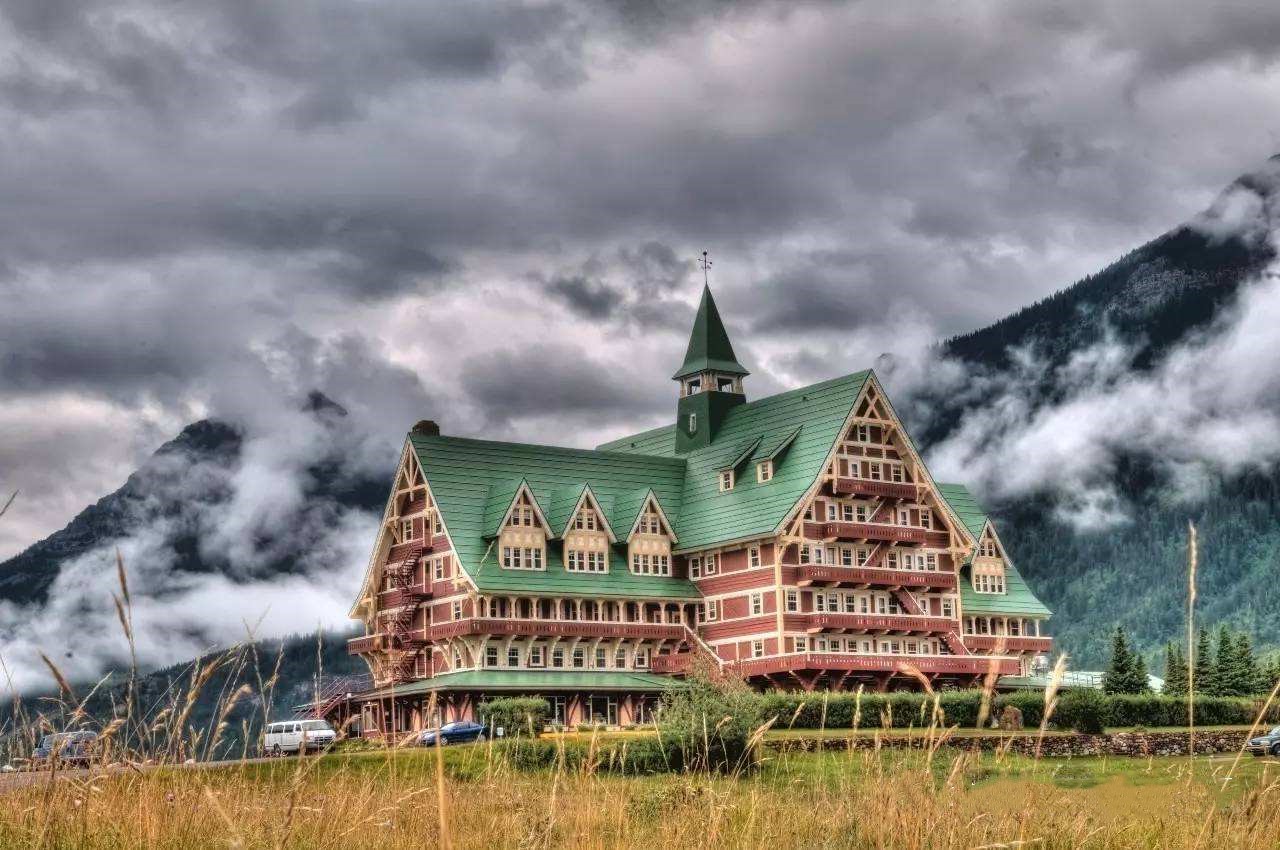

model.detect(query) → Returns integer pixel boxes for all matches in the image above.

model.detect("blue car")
[419,721,488,746]
[33,731,97,767]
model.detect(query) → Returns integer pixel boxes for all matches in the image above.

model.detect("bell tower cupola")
[673,281,748,453]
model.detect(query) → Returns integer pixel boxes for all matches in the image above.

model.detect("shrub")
[1057,688,1109,733]
[478,697,550,738]
[498,736,682,775]
[658,661,764,772]
[994,691,1045,728]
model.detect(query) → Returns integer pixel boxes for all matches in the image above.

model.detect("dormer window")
[718,469,734,492]
[573,510,598,531]
[508,506,536,528]
[757,460,773,483]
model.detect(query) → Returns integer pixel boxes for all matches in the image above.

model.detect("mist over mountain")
[5,158,1280,687]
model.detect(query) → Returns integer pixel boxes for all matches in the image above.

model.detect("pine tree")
[1193,627,1217,696]
[1263,655,1280,695]
[1234,632,1262,695]
[1103,626,1147,694]
[1162,642,1188,697]
[1215,625,1239,696]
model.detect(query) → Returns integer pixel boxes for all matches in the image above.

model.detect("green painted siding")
[359,668,679,698]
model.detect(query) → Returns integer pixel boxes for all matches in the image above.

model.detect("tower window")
[685,378,701,396]
[717,376,735,392]
[688,413,697,433]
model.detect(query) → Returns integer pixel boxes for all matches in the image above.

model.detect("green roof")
[358,669,680,699]
[412,434,698,599]
[937,483,1052,618]
[672,285,749,380]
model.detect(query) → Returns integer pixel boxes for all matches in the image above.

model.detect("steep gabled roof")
[410,434,696,599]
[604,371,871,551]
[937,483,1052,618]
[672,285,749,379]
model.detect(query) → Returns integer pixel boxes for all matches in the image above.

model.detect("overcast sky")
[4,0,1280,559]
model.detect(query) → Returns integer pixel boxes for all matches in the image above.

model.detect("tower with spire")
[672,284,749,453]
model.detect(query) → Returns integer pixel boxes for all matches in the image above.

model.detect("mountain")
[921,156,1280,666]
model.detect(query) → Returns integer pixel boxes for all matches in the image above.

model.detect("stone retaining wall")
[775,730,1255,757]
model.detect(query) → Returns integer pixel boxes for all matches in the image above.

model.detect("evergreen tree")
[1102,626,1148,694]
[1162,642,1188,697]
[1263,655,1280,695]
[1193,627,1217,696]
[1215,625,1239,696]
[1233,632,1262,695]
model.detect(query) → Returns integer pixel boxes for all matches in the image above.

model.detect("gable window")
[748,547,761,568]
[890,465,905,483]
[920,508,932,529]
[853,424,871,443]
[573,509,598,531]
[719,469,735,492]
[401,519,414,541]
[757,461,773,483]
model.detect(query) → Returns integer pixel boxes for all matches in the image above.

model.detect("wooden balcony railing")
[963,635,1053,654]
[378,586,431,609]
[791,564,956,589]
[806,521,949,548]
[805,613,955,634]
[732,652,1021,678]
[347,634,385,655]
[829,478,918,501]
[428,618,687,642]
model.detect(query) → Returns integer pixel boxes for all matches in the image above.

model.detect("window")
[750,592,763,616]
[941,597,954,618]
[719,469,734,492]
[885,551,899,569]
[757,461,773,483]
[504,547,544,570]
[688,413,697,433]
[567,550,607,573]
[485,646,499,667]
[853,424,871,443]
[686,378,701,396]
[717,376,736,392]
[785,589,799,612]
[595,648,607,668]
[704,553,718,575]
[748,547,761,568]
[855,547,870,567]
[920,508,932,529]
[688,557,701,579]
[751,640,765,659]
[794,637,807,653]
[868,463,882,481]
[572,648,586,668]
[574,510,597,531]
[702,599,719,622]
[567,550,583,571]
[401,519,414,540]
[890,464,904,483]
[529,646,545,667]
[451,600,462,620]
[507,647,520,667]
[634,648,649,668]
[803,505,814,520]
[551,647,565,668]
[856,505,870,522]
[434,558,445,581]
[615,648,627,668]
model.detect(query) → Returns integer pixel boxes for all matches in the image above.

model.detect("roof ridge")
[411,431,685,464]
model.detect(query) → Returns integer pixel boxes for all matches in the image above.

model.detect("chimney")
[412,420,440,436]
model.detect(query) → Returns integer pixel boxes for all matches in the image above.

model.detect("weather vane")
[699,250,712,286]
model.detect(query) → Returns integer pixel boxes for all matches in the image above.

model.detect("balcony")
[386,540,429,564]
[347,634,386,655]
[809,521,949,548]
[964,635,1053,654]
[733,652,1021,678]
[829,478,917,501]
[650,653,694,674]
[792,564,956,590]
[805,613,955,634]
[378,586,431,609]
[427,617,687,642]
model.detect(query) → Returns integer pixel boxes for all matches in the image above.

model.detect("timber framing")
[332,285,1055,736]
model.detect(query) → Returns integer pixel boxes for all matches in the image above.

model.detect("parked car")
[419,721,489,746]
[1247,726,1280,757]
[33,731,97,768]
[262,719,337,756]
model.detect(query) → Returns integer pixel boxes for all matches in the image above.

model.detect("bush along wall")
[754,690,1280,732]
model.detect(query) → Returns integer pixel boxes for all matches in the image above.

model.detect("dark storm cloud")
[4,0,1280,560]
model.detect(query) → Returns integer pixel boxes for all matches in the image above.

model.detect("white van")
[262,719,337,756]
